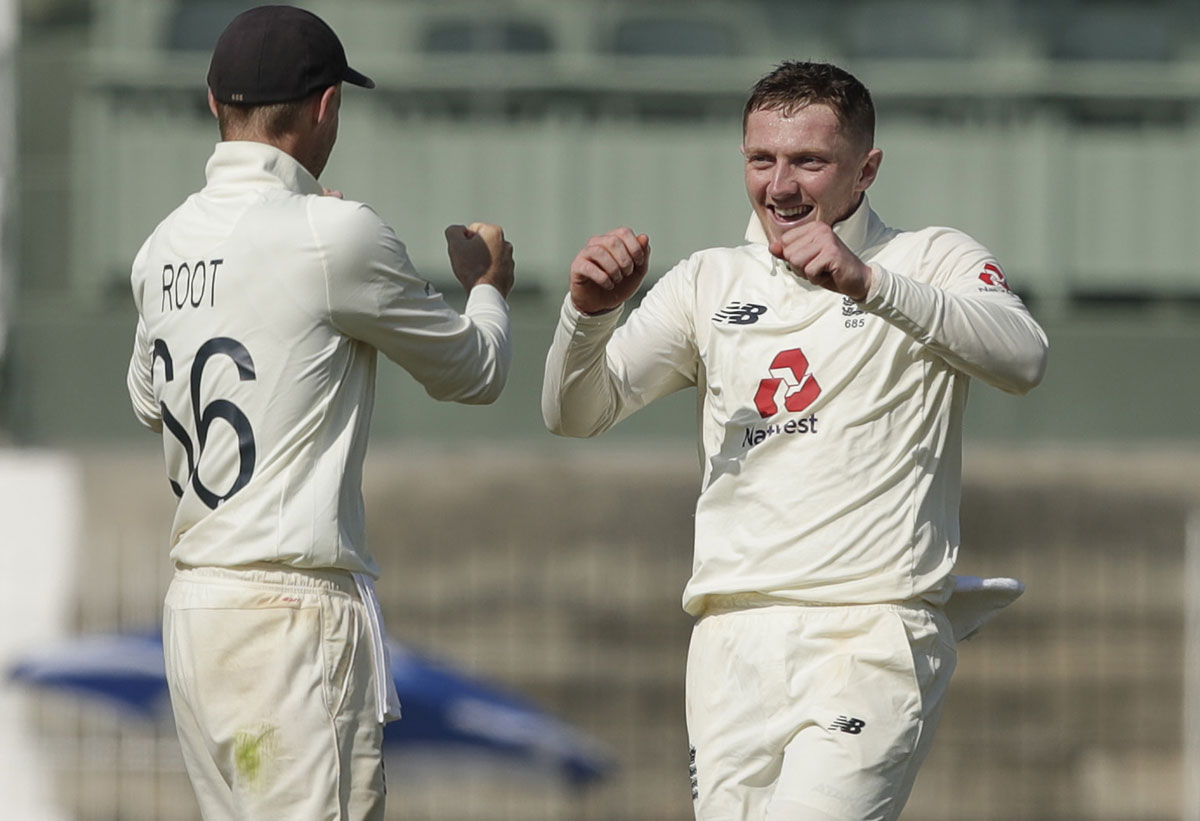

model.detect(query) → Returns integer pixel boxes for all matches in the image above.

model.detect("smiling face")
[742,104,882,247]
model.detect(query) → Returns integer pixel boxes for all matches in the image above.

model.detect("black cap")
[207,5,375,105]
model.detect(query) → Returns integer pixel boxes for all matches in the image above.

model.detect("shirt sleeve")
[860,229,1048,394]
[319,203,512,405]
[126,313,163,432]
[542,261,699,438]
[126,241,163,432]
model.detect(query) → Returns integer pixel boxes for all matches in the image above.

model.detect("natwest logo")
[753,348,821,418]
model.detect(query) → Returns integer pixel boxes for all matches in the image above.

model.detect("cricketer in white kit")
[126,7,514,820]
[543,61,1048,820]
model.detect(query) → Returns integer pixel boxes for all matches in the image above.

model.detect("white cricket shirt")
[543,198,1047,615]
[128,141,511,576]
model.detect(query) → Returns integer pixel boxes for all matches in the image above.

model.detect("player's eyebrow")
[742,144,831,160]
[741,142,785,156]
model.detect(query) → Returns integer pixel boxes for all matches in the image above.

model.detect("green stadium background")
[3,1,1200,819]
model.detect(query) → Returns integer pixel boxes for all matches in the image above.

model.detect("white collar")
[204,140,325,196]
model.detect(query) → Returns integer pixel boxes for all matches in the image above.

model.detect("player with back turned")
[126,6,514,819]
[543,61,1048,820]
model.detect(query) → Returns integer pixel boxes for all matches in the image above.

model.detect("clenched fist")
[445,222,515,297]
[770,221,872,301]
[569,227,651,315]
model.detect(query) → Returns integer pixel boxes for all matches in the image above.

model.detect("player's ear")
[856,148,883,193]
[316,84,340,126]
[207,88,219,119]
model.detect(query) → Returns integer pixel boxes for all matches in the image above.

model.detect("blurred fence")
[7,445,1198,820]
[30,0,1200,306]
[65,93,1200,306]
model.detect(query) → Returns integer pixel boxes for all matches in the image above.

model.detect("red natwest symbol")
[754,348,821,418]
[979,262,1011,291]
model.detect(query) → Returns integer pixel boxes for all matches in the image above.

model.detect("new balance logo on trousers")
[829,715,867,735]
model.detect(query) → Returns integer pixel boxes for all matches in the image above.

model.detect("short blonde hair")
[214,95,313,141]
[743,61,875,151]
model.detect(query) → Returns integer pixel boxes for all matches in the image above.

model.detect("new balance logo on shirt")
[713,302,767,325]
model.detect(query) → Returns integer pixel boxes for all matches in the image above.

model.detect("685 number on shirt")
[151,337,257,509]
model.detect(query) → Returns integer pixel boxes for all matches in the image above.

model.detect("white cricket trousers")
[686,597,957,821]
[164,564,387,821]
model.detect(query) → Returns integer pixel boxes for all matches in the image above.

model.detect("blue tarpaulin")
[9,632,613,788]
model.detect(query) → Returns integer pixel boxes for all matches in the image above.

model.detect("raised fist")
[569,227,651,315]
[445,222,514,297]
